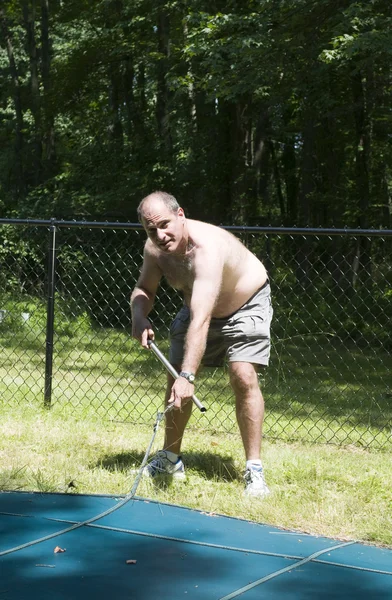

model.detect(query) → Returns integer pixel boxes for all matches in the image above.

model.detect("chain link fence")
[0,219,391,450]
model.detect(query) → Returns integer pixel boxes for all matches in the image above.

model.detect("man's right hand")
[132,317,155,348]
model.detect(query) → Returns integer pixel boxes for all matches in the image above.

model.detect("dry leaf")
[54,546,66,553]
[126,559,137,564]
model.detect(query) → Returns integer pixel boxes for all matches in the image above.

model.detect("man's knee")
[229,362,259,393]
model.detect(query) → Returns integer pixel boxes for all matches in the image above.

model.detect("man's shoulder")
[188,219,226,241]
[188,218,220,230]
[143,238,160,259]
[144,238,156,252]
[189,219,241,248]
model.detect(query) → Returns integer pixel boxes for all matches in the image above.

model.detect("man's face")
[141,200,186,254]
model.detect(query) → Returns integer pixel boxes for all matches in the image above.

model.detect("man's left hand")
[169,377,194,409]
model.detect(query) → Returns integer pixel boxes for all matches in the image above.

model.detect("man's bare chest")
[158,255,195,291]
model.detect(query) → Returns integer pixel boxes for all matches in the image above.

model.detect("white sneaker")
[144,450,186,480]
[244,467,270,498]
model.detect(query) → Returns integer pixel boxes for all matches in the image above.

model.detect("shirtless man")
[131,191,273,497]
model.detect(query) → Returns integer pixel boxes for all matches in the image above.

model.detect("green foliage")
[0,225,46,294]
[0,0,391,226]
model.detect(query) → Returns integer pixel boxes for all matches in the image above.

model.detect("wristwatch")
[179,371,196,384]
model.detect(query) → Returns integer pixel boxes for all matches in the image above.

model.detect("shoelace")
[148,452,169,473]
[245,468,264,483]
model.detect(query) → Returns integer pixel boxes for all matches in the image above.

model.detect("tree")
[0,0,390,230]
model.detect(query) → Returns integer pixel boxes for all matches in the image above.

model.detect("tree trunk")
[296,110,316,286]
[156,4,172,156]
[40,0,56,171]
[108,65,124,150]
[104,0,124,151]
[191,82,218,220]
[371,64,391,228]
[298,115,316,227]
[183,22,196,129]
[352,72,371,229]
[220,98,252,223]
[138,63,147,115]
[0,8,25,195]
[22,0,42,184]
[269,140,286,224]
[252,109,271,217]
[351,70,372,287]
[282,139,298,226]
[123,58,135,138]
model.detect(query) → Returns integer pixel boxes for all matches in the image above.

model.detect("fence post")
[44,220,57,408]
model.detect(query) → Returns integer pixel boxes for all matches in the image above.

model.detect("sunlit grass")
[0,404,391,547]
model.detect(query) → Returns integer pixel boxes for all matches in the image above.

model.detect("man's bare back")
[148,219,267,318]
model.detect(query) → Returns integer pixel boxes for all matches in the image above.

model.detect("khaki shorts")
[169,281,273,368]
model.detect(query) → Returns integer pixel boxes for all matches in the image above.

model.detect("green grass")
[0,404,391,548]
[0,313,391,548]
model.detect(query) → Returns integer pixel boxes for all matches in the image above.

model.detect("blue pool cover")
[1,491,391,599]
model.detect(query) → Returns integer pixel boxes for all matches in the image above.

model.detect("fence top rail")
[0,218,391,236]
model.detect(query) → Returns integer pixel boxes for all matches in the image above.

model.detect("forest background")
[0,0,391,227]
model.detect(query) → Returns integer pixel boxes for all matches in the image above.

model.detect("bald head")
[137,191,180,222]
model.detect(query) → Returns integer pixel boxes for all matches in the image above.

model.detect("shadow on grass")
[97,450,239,482]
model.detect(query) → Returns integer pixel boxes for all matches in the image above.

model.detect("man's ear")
[178,207,185,218]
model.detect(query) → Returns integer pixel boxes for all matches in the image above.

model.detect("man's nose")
[156,228,166,241]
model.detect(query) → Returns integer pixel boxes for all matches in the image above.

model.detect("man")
[131,191,273,498]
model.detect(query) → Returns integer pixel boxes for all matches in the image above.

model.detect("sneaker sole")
[244,488,271,498]
[142,469,186,481]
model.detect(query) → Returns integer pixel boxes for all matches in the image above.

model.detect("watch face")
[180,372,195,383]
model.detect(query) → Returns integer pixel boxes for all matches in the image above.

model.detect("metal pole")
[44,220,57,407]
[148,341,206,412]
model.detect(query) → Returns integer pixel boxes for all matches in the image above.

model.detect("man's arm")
[131,244,162,348]
[169,249,223,407]
[182,276,220,373]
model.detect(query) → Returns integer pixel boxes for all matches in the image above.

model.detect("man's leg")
[143,371,192,479]
[163,371,193,455]
[228,361,264,459]
[228,361,270,497]
[228,361,269,497]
